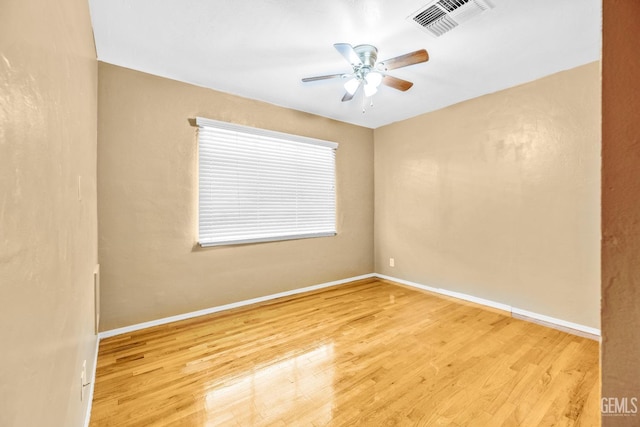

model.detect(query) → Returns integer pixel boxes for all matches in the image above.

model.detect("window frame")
[196,117,338,247]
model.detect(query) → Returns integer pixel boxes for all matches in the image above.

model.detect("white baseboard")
[83,336,100,427]
[98,272,600,340]
[375,274,512,312]
[511,307,600,339]
[375,273,600,338]
[98,273,376,339]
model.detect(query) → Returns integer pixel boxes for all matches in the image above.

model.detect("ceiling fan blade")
[379,49,429,71]
[334,43,362,66]
[382,75,414,92]
[341,81,362,102]
[302,73,345,83]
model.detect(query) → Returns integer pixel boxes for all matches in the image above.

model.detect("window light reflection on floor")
[204,343,335,424]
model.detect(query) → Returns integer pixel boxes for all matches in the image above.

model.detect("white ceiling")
[88,0,601,129]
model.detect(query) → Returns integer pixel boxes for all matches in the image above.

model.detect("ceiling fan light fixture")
[344,78,360,95]
[365,71,383,88]
[364,82,378,97]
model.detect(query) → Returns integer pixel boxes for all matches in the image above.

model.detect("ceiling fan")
[302,43,429,102]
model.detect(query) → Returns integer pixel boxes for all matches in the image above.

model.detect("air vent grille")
[410,0,494,37]
[439,0,472,12]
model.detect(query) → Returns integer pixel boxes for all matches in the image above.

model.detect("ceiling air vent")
[410,0,494,37]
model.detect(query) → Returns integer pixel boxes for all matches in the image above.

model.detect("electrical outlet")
[389,258,395,267]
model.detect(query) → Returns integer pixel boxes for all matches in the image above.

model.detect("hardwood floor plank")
[90,278,599,426]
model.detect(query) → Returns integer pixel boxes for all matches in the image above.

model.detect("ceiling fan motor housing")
[352,44,380,83]
[353,44,378,68]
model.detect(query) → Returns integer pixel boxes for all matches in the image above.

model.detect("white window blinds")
[196,117,338,247]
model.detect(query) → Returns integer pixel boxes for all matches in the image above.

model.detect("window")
[196,117,338,247]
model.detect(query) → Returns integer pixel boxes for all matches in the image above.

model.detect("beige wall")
[0,0,98,426]
[99,61,601,332]
[374,62,601,329]
[97,63,374,330]
[602,1,640,423]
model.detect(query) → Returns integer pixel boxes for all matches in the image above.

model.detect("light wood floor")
[90,278,600,426]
